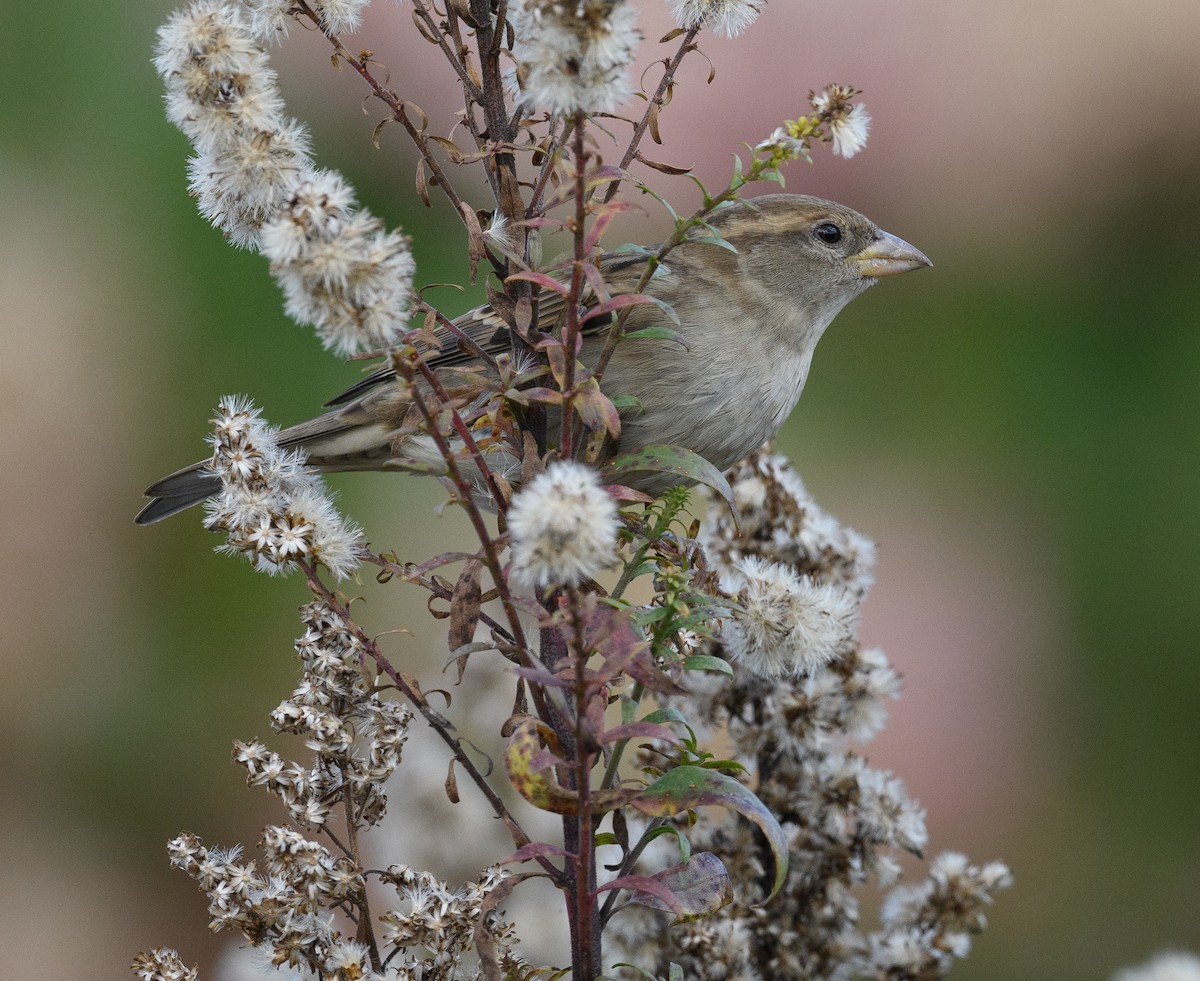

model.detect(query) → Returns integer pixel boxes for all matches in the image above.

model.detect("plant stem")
[602,26,701,203]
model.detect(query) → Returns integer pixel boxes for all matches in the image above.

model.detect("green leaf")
[641,822,692,862]
[634,182,679,222]
[630,765,789,903]
[682,654,734,677]
[603,444,735,515]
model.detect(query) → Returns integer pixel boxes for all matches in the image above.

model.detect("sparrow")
[136,193,929,525]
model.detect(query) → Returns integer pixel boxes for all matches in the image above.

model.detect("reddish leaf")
[634,151,693,176]
[583,203,628,255]
[447,559,483,656]
[594,874,683,915]
[573,379,622,438]
[597,720,686,749]
[625,852,733,923]
[603,483,656,505]
[545,342,569,388]
[507,270,571,296]
[500,841,574,865]
[506,386,564,407]
[630,765,789,903]
[624,645,688,696]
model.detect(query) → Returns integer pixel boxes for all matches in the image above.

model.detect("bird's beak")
[853,230,932,278]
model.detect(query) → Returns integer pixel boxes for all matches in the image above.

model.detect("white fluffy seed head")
[721,556,860,677]
[203,396,364,579]
[667,0,763,38]
[509,0,640,114]
[508,461,619,590]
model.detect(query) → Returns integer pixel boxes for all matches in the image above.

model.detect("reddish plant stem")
[557,114,589,461]
[342,778,383,970]
[393,353,523,636]
[526,117,574,220]
[564,589,600,981]
[390,354,566,736]
[406,349,513,515]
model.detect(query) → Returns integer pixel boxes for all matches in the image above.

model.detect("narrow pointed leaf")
[625,852,733,922]
[630,765,789,903]
[682,654,734,677]
[603,444,735,514]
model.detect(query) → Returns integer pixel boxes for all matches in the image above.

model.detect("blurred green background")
[2,2,1198,978]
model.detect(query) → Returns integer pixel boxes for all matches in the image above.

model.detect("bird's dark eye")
[813,222,842,245]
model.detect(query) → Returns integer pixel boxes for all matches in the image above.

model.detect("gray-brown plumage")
[136,194,929,525]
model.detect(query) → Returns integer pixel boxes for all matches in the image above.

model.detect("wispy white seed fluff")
[309,0,371,34]
[667,0,762,38]
[260,170,415,355]
[509,0,640,114]
[827,104,871,158]
[203,396,363,578]
[154,1,313,247]
[237,0,295,43]
[721,556,859,677]
[702,448,876,600]
[1113,952,1200,981]
[508,461,619,589]
[186,122,314,249]
[155,2,414,349]
[811,84,871,159]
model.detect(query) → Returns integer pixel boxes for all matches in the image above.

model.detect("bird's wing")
[324,251,652,407]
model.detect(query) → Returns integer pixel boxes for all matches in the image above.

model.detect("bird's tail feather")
[135,401,394,525]
[135,463,222,525]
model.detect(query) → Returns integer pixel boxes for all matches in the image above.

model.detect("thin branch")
[602,26,701,203]
[342,779,384,970]
[364,552,517,648]
[557,114,589,461]
[293,1,472,225]
[410,0,485,105]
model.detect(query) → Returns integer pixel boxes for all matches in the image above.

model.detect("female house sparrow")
[136,194,929,524]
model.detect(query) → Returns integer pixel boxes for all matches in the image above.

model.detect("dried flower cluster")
[238,599,412,828]
[812,83,873,159]
[509,0,641,113]
[153,1,413,353]
[135,599,527,980]
[203,396,363,578]
[609,448,1011,980]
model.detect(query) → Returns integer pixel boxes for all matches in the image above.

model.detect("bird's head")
[707,193,931,345]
